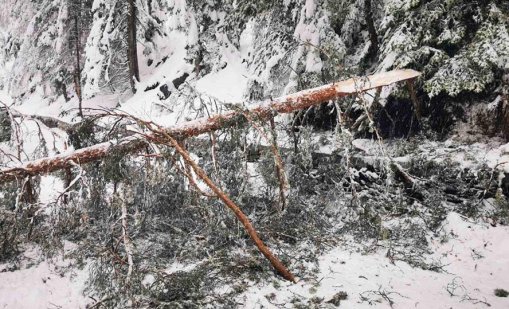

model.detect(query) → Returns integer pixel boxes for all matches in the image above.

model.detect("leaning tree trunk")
[127,0,140,93]
[0,70,421,183]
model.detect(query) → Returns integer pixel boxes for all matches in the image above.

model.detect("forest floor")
[236,211,509,308]
[1,209,508,308]
[1,133,509,308]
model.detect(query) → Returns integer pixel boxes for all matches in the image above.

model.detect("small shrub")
[327,291,348,306]
[495,288,509,297]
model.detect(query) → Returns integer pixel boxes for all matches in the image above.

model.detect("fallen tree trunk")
[0,69,420,184]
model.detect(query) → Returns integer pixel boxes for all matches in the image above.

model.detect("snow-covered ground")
[237,212,509,308]
[1,212,508,308]
[0,246,89,309]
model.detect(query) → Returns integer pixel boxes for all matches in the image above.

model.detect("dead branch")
[7,108,74,132]
[390,161,416,187]
[239,109,288,210]
[269,117,288,211]
[120,193,134,283]
[0,70,420,183]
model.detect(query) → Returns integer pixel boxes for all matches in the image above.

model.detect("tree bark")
[501,71,509,140]
[364,0,379,61]
[406,79,421,122]
[0,70,421,184]
[269,117,288,211]
[127,0,140,93]
[73,0,83,117]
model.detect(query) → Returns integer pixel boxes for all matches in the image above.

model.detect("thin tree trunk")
[147,0,152,14]
[127,0,140,93]
[74,2,83,117]
[364,0,378,61]
[22,177,36,204]
[269,117,288,211]
[406,79,421,122]
[501,71,509,140]
[61,82,70,102]
[0,70,421,183]
[121,197,134,283]
[63,167,72,204]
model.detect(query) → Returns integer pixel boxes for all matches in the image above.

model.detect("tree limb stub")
[0,69,421,183]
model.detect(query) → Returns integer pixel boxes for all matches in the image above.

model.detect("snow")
[195,59,249,103]
[0,261,88,309]
[0,247,90,309]
[293,2,323,74]
[246,162,266,196]
[236,212,509,308]
[2,208,508,308]
[195,33,250,103]
[83,0,112,98]
[38,175,64,205]
[350,135,509,175]
[239,19,255,61]
[165,260,201,275]
[142,274,156,287]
